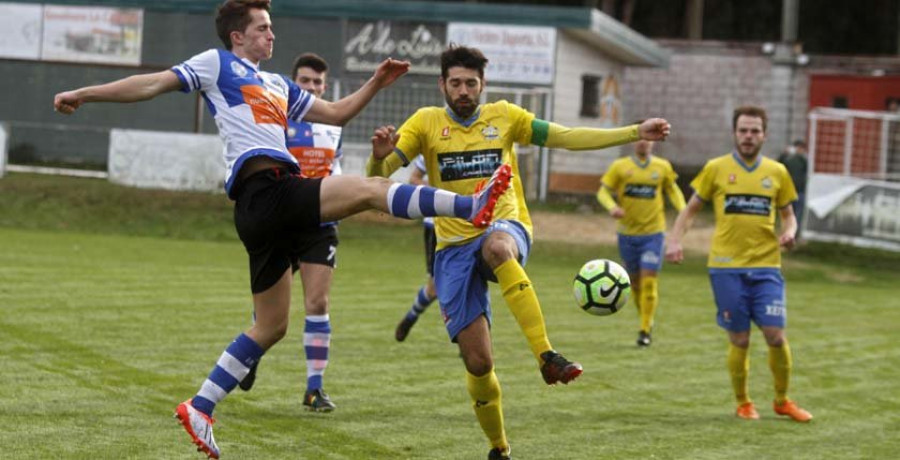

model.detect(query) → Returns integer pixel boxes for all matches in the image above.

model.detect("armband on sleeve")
[532,119,640,151]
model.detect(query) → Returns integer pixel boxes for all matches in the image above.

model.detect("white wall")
[0,123,7,178]
[551,31,630,175]
[108,129,225,192]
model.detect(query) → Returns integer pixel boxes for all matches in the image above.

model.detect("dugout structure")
[806,107,900,251]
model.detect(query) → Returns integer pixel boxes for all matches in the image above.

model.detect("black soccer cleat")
[488,447,511,460]
[539,350,583,385]
[395,314,419,342]
[637,330,652,347]
[239,361,258,391]
[303,388,336,412]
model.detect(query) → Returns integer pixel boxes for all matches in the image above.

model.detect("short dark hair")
[440,45,488,80]
[732,105,768,132]
[215,0,271,50]
[792,139,807,148]
[291,53,329,80]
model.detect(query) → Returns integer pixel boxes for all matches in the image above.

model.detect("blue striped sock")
[411,286,435,315]
[387,183,473,219]
[304,315,331,392]
[192,333,264,417]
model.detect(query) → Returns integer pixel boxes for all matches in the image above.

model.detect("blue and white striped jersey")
[171,49,316,197]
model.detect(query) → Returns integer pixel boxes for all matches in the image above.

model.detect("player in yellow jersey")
[666,106,812,423]
[597,137,685,347]
[367,45,671,460]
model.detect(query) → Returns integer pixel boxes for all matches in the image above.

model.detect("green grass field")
[1,173,899,459]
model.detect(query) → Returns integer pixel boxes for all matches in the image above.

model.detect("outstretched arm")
[305,58,410,126]
[54,70,183,114]
[665,194,704,264]
[533,117,671,151]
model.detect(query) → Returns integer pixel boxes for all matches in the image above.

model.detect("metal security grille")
[808,107,900,181]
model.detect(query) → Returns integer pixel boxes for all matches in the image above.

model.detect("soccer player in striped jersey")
[596,137,685,347]
[395,155,438,342]
[238,53,342,413]
[666,105,813,423]
[53,2,512,457]
[367,45,671,460]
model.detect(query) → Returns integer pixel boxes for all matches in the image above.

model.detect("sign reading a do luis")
[344,20,446,75]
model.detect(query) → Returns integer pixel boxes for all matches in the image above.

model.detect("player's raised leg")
[482,225,582,385]
[318,164,512,227]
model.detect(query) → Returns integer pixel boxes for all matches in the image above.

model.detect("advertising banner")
[344,20,446,75]
[447,22,556,85]
[42,5,142,65]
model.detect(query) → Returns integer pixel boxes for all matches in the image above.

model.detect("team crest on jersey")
[231,61,249,78]
[287,127,297,138]
[441,126,450,137]
[728,173,737,184]
[481,125,499,140]
[651,171,660,180]
[761,176,773,189]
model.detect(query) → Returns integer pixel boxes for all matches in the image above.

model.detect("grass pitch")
[1,173,898,459]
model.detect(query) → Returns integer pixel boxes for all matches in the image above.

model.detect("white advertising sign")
[42,5,142,65]
[0,3,43,60]
[447,23,556,85]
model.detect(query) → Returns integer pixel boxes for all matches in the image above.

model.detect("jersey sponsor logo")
[437,149,502,181]
[724,194,772,216]
[624,184,656,199]
[240,85,288,128]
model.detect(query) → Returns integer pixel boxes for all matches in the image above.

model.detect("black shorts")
[423,224,436,276]
[232,167,330,293]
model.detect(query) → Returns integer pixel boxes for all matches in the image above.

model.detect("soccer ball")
[573,259,631,316]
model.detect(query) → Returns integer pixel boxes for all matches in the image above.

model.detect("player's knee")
[481,236,516,268]
[462,351,493,376]
[730,336,750,348]
[305,295,329,316]
[764,331,786,347]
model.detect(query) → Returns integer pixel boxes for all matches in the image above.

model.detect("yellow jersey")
[601,155,680,235]
[691,152,798,269]
[368,101,535,249]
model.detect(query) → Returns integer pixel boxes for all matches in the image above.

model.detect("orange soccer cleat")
[774,400,813,422]
[735,402,760,420]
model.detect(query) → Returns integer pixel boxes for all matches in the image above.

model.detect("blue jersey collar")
[631,155,652,168]
[731,150,761,172]
[445,106,481,127]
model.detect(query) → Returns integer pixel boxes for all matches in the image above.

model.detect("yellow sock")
[728,343,751,405]
[769,340,793,405]
[467,369,508,452]
[495,259,552,361]
[639,276,658,333]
